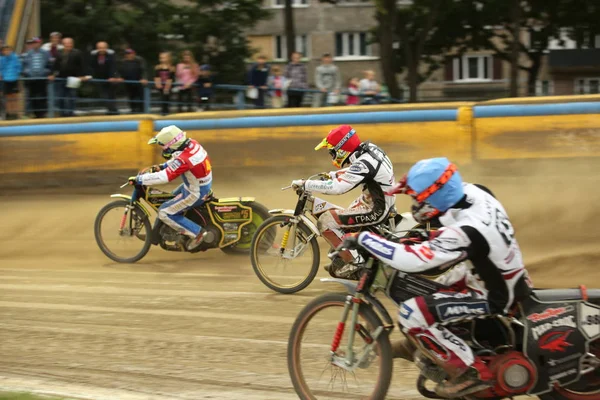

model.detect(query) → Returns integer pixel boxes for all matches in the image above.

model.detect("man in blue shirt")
[247,55,270,108]
[0,45,23,120]
[22,37,50,118]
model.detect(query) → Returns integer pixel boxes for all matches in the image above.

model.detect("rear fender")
[110,194,152,218]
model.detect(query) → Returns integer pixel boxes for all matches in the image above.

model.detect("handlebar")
[281,172,332,191]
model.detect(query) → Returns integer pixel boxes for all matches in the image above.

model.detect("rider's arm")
[138,157,189,185]
[304,162,368,195]
[356,227,471,273]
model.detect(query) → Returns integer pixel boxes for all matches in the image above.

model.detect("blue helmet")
[406,157,464,222]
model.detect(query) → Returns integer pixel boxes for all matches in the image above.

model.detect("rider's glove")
[128,176,140,185]
[386,174,408,196]
[291,179,305,189]
[317,172,332,181]
[150,164,162,173]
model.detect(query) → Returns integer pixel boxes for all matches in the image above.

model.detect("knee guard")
[317,210,340,233]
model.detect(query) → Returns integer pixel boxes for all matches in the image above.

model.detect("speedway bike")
[249,173,426,294]
[94,169,270,263]
[287,237,600,400]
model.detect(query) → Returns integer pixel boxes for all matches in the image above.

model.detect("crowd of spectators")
[246,51,388,109]
[0,33,388,119]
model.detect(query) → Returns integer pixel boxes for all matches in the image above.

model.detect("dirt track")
[1,163,600,399]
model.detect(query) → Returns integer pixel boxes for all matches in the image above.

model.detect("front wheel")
[94,200,152,263]
[220,202,271,255]
[250,214,320,294]
[288,292,393,400]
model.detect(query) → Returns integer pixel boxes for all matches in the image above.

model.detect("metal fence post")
[143,85,150,114]
[236,89,245,110]
[47,80,55,118]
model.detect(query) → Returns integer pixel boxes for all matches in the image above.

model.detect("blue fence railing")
[0,77,396,120]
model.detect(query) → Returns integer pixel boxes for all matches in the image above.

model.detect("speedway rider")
[349,157,533,398]
[291,124,395,279]
[129,125,212,251]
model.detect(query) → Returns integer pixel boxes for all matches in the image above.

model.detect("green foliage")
[40,0,269,84]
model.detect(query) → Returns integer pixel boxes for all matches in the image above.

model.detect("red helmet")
[314,125,362,168]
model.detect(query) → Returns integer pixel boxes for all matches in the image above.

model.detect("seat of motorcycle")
[532,288,600,303]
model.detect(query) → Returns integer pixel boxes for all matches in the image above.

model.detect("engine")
[476,351,537,398]
[158,224,222,252]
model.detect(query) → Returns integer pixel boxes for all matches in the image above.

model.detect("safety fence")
[0,77,400,120]
[1,94,600,184]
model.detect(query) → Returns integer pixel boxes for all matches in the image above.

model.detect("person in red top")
[130,125,212,250]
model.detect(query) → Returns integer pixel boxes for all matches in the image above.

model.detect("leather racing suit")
[139,139,212,238]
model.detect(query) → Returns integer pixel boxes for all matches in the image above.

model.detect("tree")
[466,0,600,96]
[284,0,296,59]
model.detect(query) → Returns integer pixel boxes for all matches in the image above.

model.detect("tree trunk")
[284,0,296,60]
[527,52,542,96]
[376,0,400,100]
[509,0,521,97]
[407,60,418,102]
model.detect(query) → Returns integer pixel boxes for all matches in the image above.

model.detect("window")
[274,35,309,60]
[272,0,308,7]
[452,55,492,82]
[575,78,600,95]
[535,80,554,96]
[336,0,371,4]
[335,32,372,58]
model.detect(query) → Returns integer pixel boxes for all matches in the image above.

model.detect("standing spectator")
[90,41,119,115]
[22,37,51,118]
[247,55,270,109]
[175,50,199,113]
[345,77,360,106]
[119,49,147,113]
[312,53,341,107]
[267,65,287,108]
[0,45,22,120]
[196,64,213,111]
[41,32,63,68]
[21,39,34,117]
[359,70,381,105]
[50,37,86,117]
[154,52,174,115]
[284,52,308,108]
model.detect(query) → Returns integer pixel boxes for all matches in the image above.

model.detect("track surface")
[1,166,600,399]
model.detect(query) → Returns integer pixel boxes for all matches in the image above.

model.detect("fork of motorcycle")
[119,206,131,234]
[344,299,361,367]
[281,222,298,260]
[330,295,353,353]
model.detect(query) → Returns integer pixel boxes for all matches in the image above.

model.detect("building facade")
[246,0,600,101]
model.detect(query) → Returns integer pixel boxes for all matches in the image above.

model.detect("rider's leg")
[158,187,202,239]
[317,210,353,263]
[399,294,493,398]
[184,183,213,249]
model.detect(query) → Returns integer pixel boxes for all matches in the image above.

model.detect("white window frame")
[273,34,311,60]
[334,32,377,61]
[452,55,493,82]
[335,0,372,6]
[271,0,309,8]
[574,77,600,95]
[535,80,554,96]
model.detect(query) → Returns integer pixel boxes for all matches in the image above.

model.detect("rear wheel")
[288,292,393,400]
[94,200,152,263]
[251,215,320,294]
[220,202,270,255]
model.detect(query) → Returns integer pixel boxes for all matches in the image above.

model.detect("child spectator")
[267,65,287,108]
[176,50,199,113]
[0,45,22,120]
[359,70,381,105]
[154,52,175,115]
[345,77,360,106]
[196,64,213,111]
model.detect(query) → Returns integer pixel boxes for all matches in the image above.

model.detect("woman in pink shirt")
[176,50,199,112]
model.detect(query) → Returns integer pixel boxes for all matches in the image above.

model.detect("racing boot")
[187,230,208,251]
[434,360,492,399]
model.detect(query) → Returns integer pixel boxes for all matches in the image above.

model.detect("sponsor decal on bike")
[215,206,237,212]
[441,329,467,352]
[436,302,490,321]
[527,306,573,323]
[361,236,395,259]
[547,352,583,367]
[399,303,413,320]
[531,315,577,340]
[416,333,450,361]
[548,368,578,381]
[432,291,472,300]
[314,201,326,213]
[538,329,574,353]
[579,303,600,340]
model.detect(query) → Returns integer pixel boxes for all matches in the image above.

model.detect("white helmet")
[148,125,187,151]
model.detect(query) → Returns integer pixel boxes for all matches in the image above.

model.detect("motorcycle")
[287,237,600,400]
[249,174,430,294]
[94,171,270,263]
